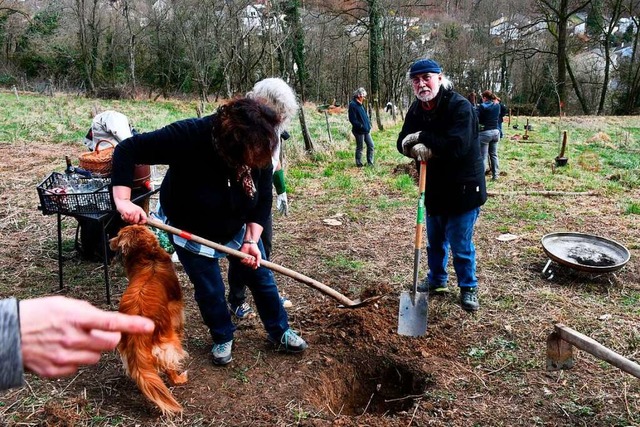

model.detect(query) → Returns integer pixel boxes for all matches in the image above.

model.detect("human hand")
[401,132,422,157]
[240,242,262,269]
[19,296,154,379]
[410,143,432,161]
[276,193,288,216]
[116,201,147,224]
[113,185,146,224]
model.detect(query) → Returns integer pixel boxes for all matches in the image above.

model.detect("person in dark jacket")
[348,87,375,167]
[1,296,153,391]
[397,58,487,312]
[111,97,308,366]
[477,90,501,181]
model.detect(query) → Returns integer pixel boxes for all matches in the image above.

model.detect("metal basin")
[541,232,630,273]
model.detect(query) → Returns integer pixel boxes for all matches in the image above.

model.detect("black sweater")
[111,115,272,243]
[396,89,487,216]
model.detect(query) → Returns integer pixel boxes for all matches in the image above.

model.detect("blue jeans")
[426,208,480,289]
[174,240,289,344]
[479,129,500,178]
[353,132,374,165]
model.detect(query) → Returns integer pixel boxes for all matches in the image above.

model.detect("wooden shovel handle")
[145,217,360,307]
[559,131,568,158]
[415,161,427,250]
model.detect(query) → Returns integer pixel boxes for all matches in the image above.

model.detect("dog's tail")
[118,334,183,415]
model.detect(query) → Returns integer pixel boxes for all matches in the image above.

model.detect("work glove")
[276,192,289,216]
[410,143,432,161]
[401,131,422,157]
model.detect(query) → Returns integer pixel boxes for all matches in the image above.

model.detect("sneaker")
[417,279,449,294]
[280,295,293,308]
[211,340,233,365]
[230,302,256,320]
[460,287,480,312]
[268,329,308,353]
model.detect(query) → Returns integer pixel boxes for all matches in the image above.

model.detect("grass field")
[0,90,639,426]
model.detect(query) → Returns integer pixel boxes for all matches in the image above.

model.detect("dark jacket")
[396,88,487,216]
[477,100,501,131]
[112,115,273,243]
[0,298,24,391]
[348,99,372,134]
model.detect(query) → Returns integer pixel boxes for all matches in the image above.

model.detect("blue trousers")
[426,208,480,289]
[479,129,500,179]
[174,240,289,344]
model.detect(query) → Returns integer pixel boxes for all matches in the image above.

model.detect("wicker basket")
[79,140,115,175]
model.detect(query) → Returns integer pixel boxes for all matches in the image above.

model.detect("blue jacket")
[0,298,24,391]
[348,99,372,134]
[477,100,501,131]
[397,89,486,216]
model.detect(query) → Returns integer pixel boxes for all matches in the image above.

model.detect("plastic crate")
[37,172,114,215]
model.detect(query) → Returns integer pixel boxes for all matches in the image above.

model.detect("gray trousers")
[354,132,375,166]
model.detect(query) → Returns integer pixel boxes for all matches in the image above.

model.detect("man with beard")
[396,58,487,312]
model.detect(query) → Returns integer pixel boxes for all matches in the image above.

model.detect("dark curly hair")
[212,97,280,169]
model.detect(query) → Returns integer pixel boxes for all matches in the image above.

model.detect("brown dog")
[110,224,188,415]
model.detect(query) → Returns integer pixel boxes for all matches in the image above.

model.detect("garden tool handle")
[145,217,360,307]
[412,161,427,293]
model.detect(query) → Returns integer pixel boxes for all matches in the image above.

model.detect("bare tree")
[283,0,315,152]
[535,0,592,111]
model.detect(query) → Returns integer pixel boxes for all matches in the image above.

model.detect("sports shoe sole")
[212,355,233,365]
[267,337,308,353]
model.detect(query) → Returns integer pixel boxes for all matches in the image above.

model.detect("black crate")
[37,172,114,215]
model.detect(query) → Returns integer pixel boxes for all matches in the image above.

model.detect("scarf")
[236,165,256,198]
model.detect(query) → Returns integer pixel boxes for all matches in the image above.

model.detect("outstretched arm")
[19,296,154,380]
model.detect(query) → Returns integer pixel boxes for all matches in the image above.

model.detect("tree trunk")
[285,0,314,152]
[565,57,590,114]
[368,0,383,131]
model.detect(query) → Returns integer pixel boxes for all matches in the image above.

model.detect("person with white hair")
[227,77,298,320]
[348,87,375,167]
[397,58,486,312]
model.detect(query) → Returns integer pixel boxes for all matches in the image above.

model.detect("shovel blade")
[397,291,428,337]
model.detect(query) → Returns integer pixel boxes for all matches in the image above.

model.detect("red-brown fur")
[110,225,188,415]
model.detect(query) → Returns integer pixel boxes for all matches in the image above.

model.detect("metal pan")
[541,232,630,273]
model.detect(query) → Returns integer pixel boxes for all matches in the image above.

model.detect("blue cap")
[409,59,442,77]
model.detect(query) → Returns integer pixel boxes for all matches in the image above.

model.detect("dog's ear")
[112,228,136,257]
[108,236,119,252]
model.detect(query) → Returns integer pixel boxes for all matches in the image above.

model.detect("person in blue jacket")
[397,58,486,312]
[348,87,375,167]
[477,90,501,181]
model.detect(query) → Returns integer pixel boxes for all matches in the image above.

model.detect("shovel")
[397,160,429,336]
[555,130,569,166]
[145,217,380,309]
